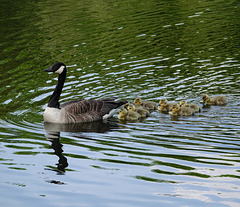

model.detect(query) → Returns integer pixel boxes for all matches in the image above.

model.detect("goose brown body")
[62,99,125,123]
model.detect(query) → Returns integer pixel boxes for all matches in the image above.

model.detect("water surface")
[0,0,240,206]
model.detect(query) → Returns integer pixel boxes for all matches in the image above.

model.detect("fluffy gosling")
[169,103,194,116]
[128,104,150,118]
[202,94,227,106]
[179,100,201,112]
[158,98,176,112]
[133,98,157,110]
[118,108,141,121]
[123,102,131,109]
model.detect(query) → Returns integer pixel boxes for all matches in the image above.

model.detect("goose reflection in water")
[44,129,68,174]
[44,119,119,173]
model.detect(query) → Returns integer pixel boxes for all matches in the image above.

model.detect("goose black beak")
[44,66,54,72]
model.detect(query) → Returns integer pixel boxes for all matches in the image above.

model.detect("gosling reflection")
[44,119,119,173]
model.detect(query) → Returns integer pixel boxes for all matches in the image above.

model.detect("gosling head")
[119,108,128,116]
[134,98,142,106]
[202,94,210,105]
[127,105,136,111]
[171,103,180,112]
[124,102,130,109]
[179,100,187,107]
[44,62,66,75]
[159,98,168,106]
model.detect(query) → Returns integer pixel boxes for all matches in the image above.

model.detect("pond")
[0,0,240,206]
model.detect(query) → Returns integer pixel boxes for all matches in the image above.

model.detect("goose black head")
[44,62,66,74]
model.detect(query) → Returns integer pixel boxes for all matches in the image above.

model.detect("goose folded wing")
[61,99,126,123]
[61,100,103,122]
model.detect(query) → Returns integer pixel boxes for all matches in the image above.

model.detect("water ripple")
[0,0,240,206]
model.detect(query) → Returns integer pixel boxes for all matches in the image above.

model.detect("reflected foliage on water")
[0,0,240,206]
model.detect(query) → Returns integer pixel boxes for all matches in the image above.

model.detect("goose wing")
[61,99,127,123]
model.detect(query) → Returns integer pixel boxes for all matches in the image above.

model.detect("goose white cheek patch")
[55,65,65,74]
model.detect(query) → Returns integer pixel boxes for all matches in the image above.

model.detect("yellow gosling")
[118,108,127,120]
[123,102,131,109]
[133,98,157,110]
[179,100,201,112]
[125,102,144,110]
[202,94,227,106]
[169,103,194,116]
[158,98,176,112]
[127,104,150,118]
[118,108,141,121]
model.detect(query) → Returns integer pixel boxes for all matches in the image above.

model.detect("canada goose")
[179,100,201,112]
[133,98,157,110]
[158,98,176,112]
[169,103,194,116]
[202,94,227,106]
[127,104,150,118]
[118,108,140,121]
[43,62,127,123]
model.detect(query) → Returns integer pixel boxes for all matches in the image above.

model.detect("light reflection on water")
[0,0,240,206]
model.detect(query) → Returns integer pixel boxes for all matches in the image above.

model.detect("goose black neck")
[48,70,66,108]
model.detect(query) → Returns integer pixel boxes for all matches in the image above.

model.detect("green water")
[0,0,240,206]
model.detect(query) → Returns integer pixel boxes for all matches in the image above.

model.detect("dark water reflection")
[44,120,119,173]
[0,0,240,206]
